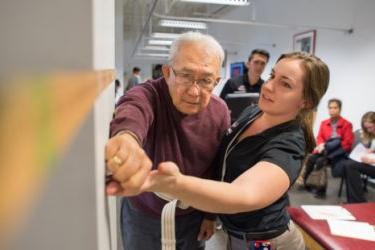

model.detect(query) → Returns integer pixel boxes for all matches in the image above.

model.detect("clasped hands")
[105,133,217,240]
[105,132,180,196]
[314,143,325,154]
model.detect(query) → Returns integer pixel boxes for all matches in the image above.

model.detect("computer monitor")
[225,92,259,122]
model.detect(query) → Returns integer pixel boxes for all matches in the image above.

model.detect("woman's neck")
[238,112,295,141]
[259,112,296,129]
[330,116,340,123]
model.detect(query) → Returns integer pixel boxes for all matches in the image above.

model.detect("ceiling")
[121,0,240,58]
[122,0,234,36]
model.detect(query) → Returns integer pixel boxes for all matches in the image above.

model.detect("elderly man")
[106,32,230,250]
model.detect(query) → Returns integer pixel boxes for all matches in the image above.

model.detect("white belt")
[154,192,189,250]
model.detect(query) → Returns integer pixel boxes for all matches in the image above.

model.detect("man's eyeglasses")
[170,67,218,91]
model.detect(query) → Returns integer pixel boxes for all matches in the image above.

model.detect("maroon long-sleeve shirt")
[111,77,230,218]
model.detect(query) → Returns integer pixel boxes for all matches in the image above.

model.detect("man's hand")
[197,219,216,241]
[105,132,152,196]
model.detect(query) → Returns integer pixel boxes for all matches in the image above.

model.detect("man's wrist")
[116,130,141,146]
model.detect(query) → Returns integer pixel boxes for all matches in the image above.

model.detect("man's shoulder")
[210,94,229,110]
[134,78,166,92]
[120,78,167,104]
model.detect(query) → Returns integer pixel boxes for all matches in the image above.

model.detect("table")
[288,202,375,249]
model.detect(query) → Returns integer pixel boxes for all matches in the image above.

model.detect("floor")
[206,173,375,250]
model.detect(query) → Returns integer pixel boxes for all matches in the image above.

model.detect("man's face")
[163,42,221,115]
[246,53,268,78]
[328,101,341,119]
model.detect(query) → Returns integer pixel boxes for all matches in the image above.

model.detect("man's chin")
[178,105,201,115]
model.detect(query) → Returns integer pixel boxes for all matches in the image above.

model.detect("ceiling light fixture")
[179,0,250,6]
[148,39,174,46]
[151,32,180,39]
[137,53,169,58]
[159,19,207,29]
[143,45,171,51]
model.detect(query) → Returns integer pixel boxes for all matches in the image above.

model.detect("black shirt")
[214,106,305,233]
[219,74,264,100]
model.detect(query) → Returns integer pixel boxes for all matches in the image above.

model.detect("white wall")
[209,0,375,133]
[115,0,125,88]
[0,0,92,75]
[92,0,116,249]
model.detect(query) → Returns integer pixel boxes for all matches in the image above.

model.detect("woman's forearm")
[161,162,289,214]
[171,175,261,214]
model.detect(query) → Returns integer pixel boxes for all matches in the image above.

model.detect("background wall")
[1,0,117,249]
[211,0,375,132]
[122,0,374,132]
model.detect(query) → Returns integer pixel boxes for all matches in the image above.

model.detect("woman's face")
[363,121,375,135]
[328,101,341,119]
[258,58,306,120]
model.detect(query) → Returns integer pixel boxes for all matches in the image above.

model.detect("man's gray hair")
[168,32,225,66]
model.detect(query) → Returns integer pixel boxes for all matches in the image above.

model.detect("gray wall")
[2,0,117,249]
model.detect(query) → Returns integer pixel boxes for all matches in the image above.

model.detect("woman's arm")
[142,161,290,214]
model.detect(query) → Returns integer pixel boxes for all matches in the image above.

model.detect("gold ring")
[112,155,123,167]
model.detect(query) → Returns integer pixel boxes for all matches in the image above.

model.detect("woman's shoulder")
[338,116,353,126]
[236,105,261,123]
[266,124,305,152]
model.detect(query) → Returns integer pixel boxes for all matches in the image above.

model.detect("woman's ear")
[299,100,312,110]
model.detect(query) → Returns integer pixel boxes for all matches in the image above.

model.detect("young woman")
[141,52,330,250]
[345,111,375,203]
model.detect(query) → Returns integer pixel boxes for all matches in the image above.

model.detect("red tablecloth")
[288,202,375,250]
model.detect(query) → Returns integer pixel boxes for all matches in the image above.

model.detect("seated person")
[345,111,375,203]
[303,98,353,198]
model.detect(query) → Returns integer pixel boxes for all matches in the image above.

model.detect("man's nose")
[186,82,200,96]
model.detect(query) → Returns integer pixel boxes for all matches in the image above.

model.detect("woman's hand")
[141,161,182,194]
[314,143,325,154]
[361,154,375,165]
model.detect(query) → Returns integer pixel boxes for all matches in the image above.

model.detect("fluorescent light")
[151,32,180,39]
[143,45,171,51]
[137,53,169,58]
[148,39,174,46]
[179,0,250,5]
[159,19,207,29]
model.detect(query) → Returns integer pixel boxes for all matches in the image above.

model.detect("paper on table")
[349,143,375,166]
[301,205,356,220]
[328,220,375,241]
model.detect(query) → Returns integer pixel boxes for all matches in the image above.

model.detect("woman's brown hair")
[277,52,330,154]
[361,111,375,143]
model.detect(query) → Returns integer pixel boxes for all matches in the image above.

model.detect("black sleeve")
[261,132,305,185]
[219,79,236,100]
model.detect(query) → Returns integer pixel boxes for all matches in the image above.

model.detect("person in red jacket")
[304,98,353,198]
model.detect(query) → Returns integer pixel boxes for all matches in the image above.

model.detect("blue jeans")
[121,198,205,250]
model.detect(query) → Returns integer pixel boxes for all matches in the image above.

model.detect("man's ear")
[245,60,251,70]
[162,65,170,79]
